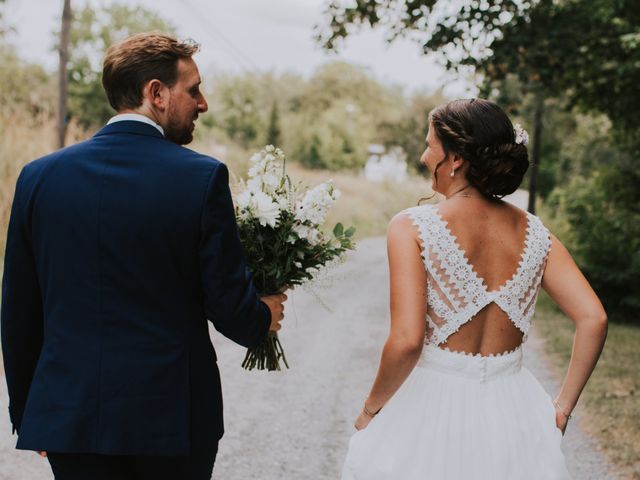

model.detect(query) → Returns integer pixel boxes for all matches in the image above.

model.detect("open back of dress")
[404,205,551,355]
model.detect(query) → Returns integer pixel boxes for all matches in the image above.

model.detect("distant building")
[363,145,408,182]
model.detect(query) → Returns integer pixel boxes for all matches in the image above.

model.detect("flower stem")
[241,331,289,371]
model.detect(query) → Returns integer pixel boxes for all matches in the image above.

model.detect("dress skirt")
[342,345,571,479]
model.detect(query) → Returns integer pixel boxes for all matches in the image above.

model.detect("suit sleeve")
[1,169,44,434]
[199,162,270,348]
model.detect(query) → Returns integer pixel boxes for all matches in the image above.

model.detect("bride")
[342,98,607,479]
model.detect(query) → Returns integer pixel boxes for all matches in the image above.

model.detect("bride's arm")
[355,213,427,430]
[541,234,608,432]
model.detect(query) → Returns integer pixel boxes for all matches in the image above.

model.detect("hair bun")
[467,143,530,199]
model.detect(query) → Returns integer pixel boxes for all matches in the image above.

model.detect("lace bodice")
[404,204,551,346]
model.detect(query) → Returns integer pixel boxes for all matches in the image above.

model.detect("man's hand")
[261,293,287,332]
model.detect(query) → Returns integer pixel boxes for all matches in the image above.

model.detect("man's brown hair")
[102,32,199,111]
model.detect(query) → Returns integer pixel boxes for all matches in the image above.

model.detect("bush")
[546,167,640,322]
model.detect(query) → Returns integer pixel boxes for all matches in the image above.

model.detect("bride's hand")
[555,408,569,435]
[354,410,373,431]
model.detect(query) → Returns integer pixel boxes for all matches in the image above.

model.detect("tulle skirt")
[342,345,571,480]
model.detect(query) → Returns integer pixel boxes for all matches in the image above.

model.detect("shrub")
[547,167,640,322]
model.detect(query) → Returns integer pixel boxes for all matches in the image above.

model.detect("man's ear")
[146,79,168,110]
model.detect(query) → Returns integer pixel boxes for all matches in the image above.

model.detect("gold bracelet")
[363,402,381,417]
[553,399,572,420]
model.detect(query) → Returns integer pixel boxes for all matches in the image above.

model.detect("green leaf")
[345,226,356,238]
[333,222,344,237]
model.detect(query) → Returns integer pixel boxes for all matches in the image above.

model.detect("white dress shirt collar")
[107,113,164,136]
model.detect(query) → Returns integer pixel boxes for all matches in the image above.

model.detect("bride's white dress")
[342,205,571,480]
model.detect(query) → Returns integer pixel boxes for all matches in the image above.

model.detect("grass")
[534,293,640,479]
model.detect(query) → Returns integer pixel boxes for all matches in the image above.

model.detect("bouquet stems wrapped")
[234,145,355,371]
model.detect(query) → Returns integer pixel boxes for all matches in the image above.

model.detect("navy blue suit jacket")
[1,121,270,455]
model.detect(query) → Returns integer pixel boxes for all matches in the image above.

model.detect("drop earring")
[450,168,455,177]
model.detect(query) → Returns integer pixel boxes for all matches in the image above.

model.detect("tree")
[318,0,640,207]
[57,0,71,147]
[0,0,10,38]
[377,90,446,172]
[318,0,547,209]
[266,101,282,147]
[0,45,55,119]
[482,0,640,152]
[302,134,323,169]
[63,3,175,130]
[213,76,263,148]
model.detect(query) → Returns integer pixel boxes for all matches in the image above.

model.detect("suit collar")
[107,113,164,136]
[93,120,165,140]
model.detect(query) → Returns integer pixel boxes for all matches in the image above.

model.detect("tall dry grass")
[1,113,53,266]
[0,112,88,271]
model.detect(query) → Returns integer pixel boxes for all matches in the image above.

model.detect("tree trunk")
[57,0,71,149]
[527,92,544,214]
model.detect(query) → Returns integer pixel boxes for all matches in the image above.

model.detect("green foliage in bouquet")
[237,217,355,296]
[234,146,356,370]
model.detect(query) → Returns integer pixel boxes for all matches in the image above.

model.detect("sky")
[3,0,475,97]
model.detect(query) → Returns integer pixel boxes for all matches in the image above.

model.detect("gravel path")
[0,237,618,479]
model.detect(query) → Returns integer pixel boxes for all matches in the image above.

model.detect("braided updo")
[429,98,529,200]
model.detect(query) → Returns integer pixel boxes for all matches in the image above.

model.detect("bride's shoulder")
[518,206,550,235]
[387,205,436,241]
[386,210,425,251]
[398,204,437,222]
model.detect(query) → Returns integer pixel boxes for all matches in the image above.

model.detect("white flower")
[292,223,323,245]
[236,189,252,210]
[246,177,261,192]
[245,147,287,196]
[294,181,341,225]
[262,171,280,189]
[236,188,281,227]
[276,195,290,212]
[514,123,529,146]
[253,190,281,227]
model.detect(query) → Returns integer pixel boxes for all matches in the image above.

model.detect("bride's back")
[407,98,548,356]
[421,199,540,356]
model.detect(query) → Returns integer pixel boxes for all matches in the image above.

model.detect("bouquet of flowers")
[234,145,356,371]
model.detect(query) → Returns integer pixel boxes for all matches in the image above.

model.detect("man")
[1,32,285,479]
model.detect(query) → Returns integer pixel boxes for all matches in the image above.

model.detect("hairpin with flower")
[514,123,529,146]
